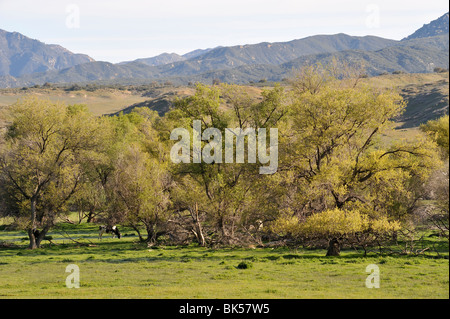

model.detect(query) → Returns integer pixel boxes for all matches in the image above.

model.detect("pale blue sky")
[0,0,448,63]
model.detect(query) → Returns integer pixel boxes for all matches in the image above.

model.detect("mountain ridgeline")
[0,13,448,88]
[0,29,94,78]
[403,12,449,41]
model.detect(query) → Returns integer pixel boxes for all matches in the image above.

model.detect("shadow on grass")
[2,230,448,266]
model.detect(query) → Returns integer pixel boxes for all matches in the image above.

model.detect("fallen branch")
[58,231,97,247]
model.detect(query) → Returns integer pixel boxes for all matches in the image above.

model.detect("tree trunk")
[146,224,156,244]
[86,207,95,223]
[131,225,144,242]
[28,228,38,249]
[28,197,38,249]
[191,203,206,247]
[195,223,206,247]
[326,238,341,256]
[29,224,51,249]
[28,227,50,249]
[36,228,47,248]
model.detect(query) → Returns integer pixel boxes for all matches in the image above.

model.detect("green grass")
[0,221,448,299]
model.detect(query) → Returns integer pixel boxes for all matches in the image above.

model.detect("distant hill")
[119,48,217,66]
[1,34,447,88]
[119,53,185,67]
[0,60,159,88]
[403,12,449,41]
[181,47,217,59]
[164,34,449,85]
[0,28,94,77]
[0,13,448,88]
[152,34,397,78]
[280,35,449,76]
[0,33,398,87]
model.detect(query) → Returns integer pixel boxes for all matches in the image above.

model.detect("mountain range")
[0,29,93,78]
[0,12,448,88]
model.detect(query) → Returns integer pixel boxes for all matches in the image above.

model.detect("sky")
[0,0,448,63]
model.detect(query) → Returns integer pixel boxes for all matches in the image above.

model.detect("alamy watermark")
[170,120,278,174]
[170,122,385,292]
[365,4,380,29]
[65,4,80,29]
[365,264,380,288]
[65,264,80,288]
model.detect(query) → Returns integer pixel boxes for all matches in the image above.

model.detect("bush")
[270,208,401,256]
[237,261,253,269]
[65,84,83,91]
[420,115,449,157]
[433,67,448,73]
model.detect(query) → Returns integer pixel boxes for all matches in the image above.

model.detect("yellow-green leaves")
[283,70,441,220]
[421,115,449,158]
[0,97,107,248]
[271,208,400,239]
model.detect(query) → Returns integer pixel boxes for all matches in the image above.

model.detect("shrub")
[433,67,448,73]
[420,115,449,158]
[237,261,253,269]
[270,208,401,256]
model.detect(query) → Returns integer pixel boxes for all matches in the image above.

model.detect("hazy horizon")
[0,0,448,63]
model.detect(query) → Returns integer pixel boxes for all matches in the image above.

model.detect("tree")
[272,64,442,254]
[420,115,449,238]
[98,109,173,243]
[0,98,104,248]
[109,143,171,243]
[166,83,287,245]
[420,115,449,158]
[272,208,400,256]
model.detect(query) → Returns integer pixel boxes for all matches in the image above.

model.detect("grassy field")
[0,221,448,299]
[0,87,149,116]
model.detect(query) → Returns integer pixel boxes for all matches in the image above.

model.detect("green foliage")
[420,115,449,157]
[272,208,400,239]
[280,72,441,225]
[0,64,445,254]
[166,83,287,245]
[0,97,106,248]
